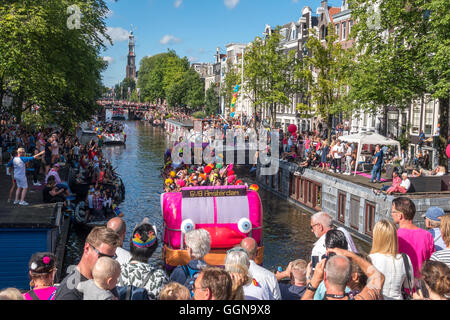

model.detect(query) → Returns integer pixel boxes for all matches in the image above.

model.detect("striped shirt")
[430,248,450,268]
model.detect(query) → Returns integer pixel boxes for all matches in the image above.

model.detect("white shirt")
[369,253,413,300]
[311,233,327,261]
[332,145,344,159]
[243,282,272,300]
[248,260,281,300]
[400,178,411,191]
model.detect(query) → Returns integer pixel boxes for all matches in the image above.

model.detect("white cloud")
[224,0,240,9]
[174,0,183,8]
[188,56,198,63]
[159,34,182,45]
[106,27,130,44]
[198,48,205,54]
[103,56,115,65]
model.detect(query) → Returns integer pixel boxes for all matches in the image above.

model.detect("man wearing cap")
[423,207,446,251]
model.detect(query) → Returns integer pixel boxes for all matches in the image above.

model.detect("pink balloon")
[446,144,450,158]
[288,124,297,134]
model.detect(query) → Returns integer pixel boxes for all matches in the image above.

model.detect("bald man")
[107,217,131,265]
[240,237,281,300]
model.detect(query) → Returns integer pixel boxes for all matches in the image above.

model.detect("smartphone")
[311,256,319,270]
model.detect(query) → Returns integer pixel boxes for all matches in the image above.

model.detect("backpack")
[182,264,201,297]
[116,285,151,300]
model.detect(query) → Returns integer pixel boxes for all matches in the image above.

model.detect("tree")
[205,85,220,116]
[296,25,354,142]
[350,0,450,169]
[0,0,110,128]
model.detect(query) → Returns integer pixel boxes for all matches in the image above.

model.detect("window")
[291,29,297,40]
[338,192,346,223]
[411,103,421,134]
[350,196,360,230]
[342,22,347,40]
[349,20,353,36]
[335,24,340,39]
[424,100,434,135]
[365,202,376,236]
[289,173,294,197]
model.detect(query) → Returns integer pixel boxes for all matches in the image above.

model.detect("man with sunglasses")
[55,226,121,300]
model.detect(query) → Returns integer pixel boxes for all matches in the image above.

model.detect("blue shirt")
[374,151,383,166]
[279,282,306,300]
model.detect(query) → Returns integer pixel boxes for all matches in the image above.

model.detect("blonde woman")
[369,219,414,300]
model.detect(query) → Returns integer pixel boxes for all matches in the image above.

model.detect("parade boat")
[161,185,264,271]
[101,131,126,144]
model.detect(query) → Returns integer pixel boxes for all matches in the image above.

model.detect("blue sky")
[101,0,341,88]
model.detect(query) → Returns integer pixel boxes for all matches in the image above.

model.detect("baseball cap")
[53,163,61,168]
[422,207,445,221]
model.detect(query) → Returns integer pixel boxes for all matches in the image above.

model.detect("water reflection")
[63,121,370,275]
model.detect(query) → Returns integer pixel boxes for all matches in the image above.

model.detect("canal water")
[63,121,370,276]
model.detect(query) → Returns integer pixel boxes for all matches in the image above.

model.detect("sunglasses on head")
[226,247,248,255]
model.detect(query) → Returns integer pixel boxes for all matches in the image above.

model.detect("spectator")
[170,228,211,289]
[23,252,58,300]
[320,141,329,172]
[399,172,411,193]
[159,282,190,300]
[392,197,435,279]
[369,219,414,300]
[0,288,24,300]
[343,142,353,175]
[55,226,121,300]
[118,218,168,299]
[77,257,121,300]
[107,217,132,265]
[275,259,308,300]
[302,248,385,300]
[43,175,68,204]
[240,237,281,300]
[312,229,351,300]
[225,246,271,300]
[331,140,344,173]
[193,267,232,300]
[423,207,447,251]
[370,144,383,183]
[413,260,450,300]
[430,214,450,268]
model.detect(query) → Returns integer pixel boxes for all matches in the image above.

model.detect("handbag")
[400,253,414,300]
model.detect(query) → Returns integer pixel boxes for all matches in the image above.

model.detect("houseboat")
[257,159,450,243]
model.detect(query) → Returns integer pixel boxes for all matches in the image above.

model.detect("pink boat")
[161,185,264,269]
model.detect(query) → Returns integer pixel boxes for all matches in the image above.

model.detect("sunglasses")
[89,243,117,260]
[310,223,320,231]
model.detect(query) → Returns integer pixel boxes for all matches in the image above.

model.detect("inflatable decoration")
[249,184,259,192]
[161,186,264,269]
[446,144,450,158]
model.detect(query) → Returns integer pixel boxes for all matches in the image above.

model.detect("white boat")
[101,132,126,144]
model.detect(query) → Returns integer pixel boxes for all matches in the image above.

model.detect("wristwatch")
[307,283,318,292]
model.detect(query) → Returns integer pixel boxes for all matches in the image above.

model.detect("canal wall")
[257,160,450,244]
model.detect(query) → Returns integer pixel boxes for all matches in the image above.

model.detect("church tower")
[126,31,136,80]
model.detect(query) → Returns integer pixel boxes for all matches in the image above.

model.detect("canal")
[63,121,370,275]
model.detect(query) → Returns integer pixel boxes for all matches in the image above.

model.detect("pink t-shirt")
[23,286,57,300]
[397,228,435,278]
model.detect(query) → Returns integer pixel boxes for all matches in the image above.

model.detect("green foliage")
[137,50,204,110]
[205,86,219,116]
[243,28,300,126]
[192,111,206,119]
[296,25,354,140]
[350,0,450,168]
